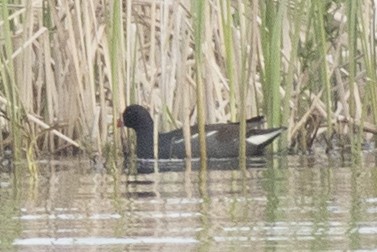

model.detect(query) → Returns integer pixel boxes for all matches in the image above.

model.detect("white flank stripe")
[174,138,184,144]
[246,129,283,146]
[206,130,217,138]
[191,133,199,139]
[174,131,217,144]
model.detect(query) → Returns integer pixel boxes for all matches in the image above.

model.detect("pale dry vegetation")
[1,0,377,167]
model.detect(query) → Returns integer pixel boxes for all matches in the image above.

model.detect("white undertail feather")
[246,129,284,146]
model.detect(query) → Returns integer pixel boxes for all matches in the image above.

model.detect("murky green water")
[1,153,377,251]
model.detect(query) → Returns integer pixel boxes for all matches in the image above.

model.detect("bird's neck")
[135,125,154,159]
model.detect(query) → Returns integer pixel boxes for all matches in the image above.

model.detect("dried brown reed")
[0,0,377,167]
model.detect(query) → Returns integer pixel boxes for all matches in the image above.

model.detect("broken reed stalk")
[0,96,80,148]
[0,1,121,161]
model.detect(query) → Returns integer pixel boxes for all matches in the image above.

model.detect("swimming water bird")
[122,104,285,159]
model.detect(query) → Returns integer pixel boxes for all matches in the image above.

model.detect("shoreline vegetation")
[1,1,377,170]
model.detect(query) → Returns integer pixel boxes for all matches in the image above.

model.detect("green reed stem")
[109,0,123,158]
[282,0,306,148]
[237,1,251,167]
[346,0,361,159]
[359,2,377,150]
[1,0,22,161]
[109,0,122,113]
[193,0,207,167]
[313,1,332,139]
[261,1,287,128]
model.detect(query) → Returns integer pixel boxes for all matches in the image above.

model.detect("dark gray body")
[123,105,285,159]
[158,125,284,159]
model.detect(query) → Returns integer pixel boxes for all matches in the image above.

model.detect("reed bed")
[1,0,377,169]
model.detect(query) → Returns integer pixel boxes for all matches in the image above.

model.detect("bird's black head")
[122,104,153,130]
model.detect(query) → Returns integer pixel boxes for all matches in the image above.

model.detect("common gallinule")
[122,104,285,159]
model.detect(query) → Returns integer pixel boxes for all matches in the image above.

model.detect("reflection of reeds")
[0,1,377,165]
